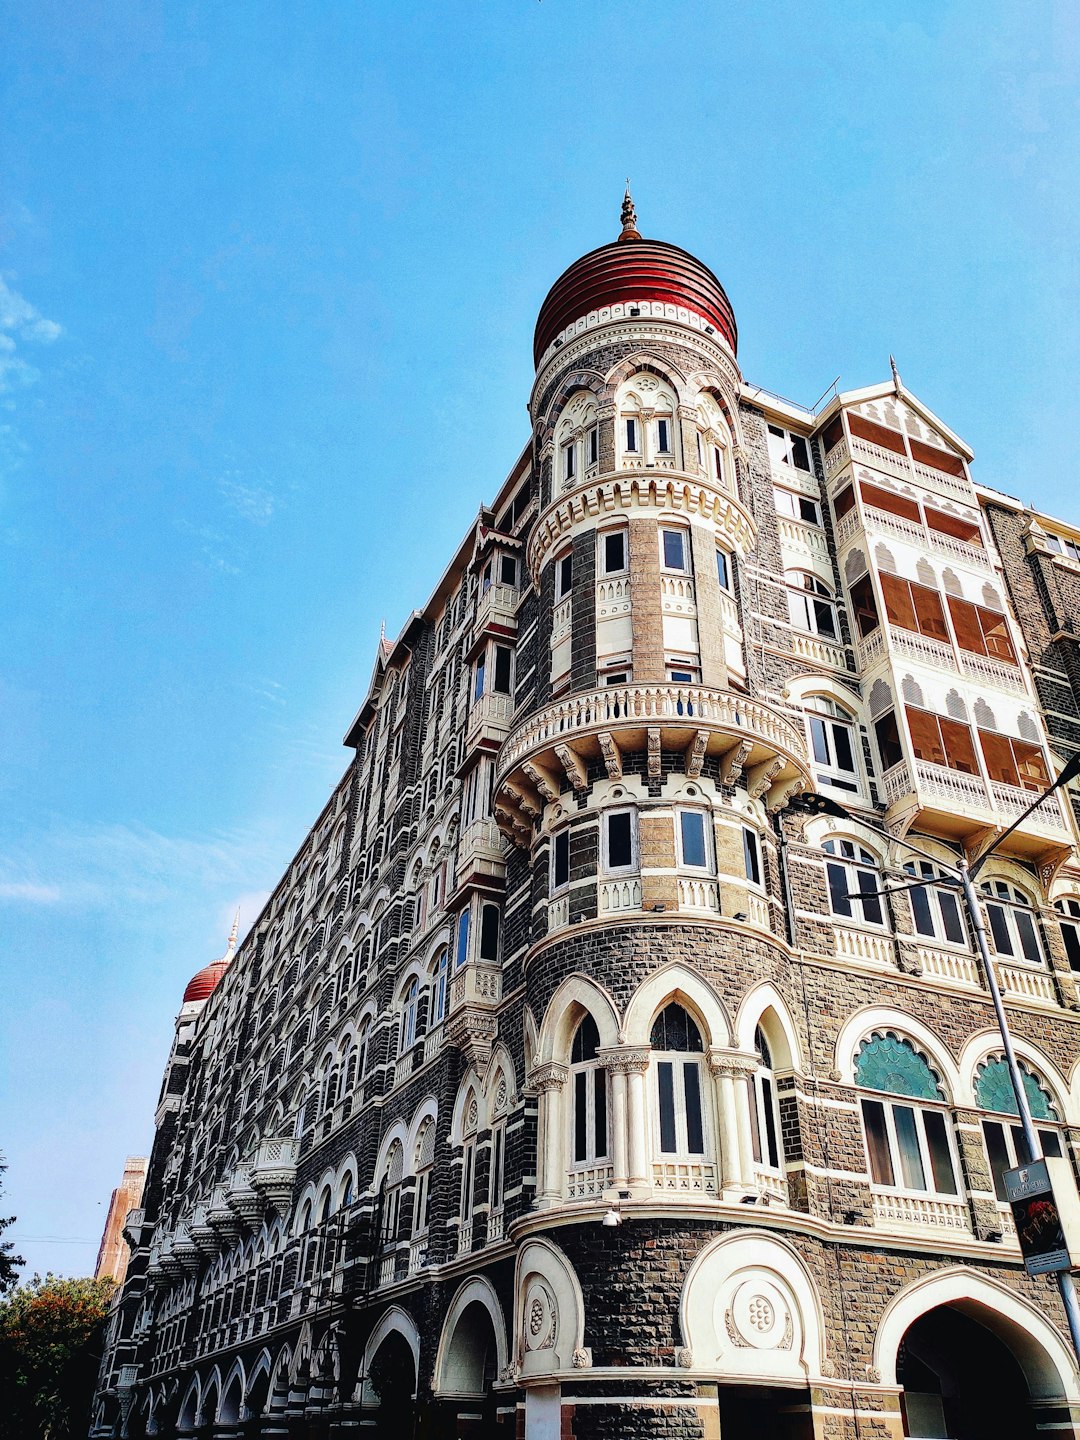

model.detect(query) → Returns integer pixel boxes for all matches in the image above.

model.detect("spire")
[889,354,902,395]
[227,908,240,955]
[618,180,641,243]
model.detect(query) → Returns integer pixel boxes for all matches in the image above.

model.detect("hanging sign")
[1004,1157,1080,1275]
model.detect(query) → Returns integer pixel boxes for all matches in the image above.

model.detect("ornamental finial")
[889,354,902,395]
[227,908,240,954]
[618,180,640,242]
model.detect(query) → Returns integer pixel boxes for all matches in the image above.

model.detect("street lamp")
[788,750,1080,1363]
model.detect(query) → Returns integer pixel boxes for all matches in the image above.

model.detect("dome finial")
[890,354,902,395]
[618,180,641,243]
[227,908,240,954]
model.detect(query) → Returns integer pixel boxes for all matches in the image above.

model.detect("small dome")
[183,959,230,1004]
[533,213,737,367]
[181,910,239,1005]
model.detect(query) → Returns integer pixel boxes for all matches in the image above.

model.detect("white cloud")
[0,276,61,346]
[219,473,276,526]
[0,881,61,903]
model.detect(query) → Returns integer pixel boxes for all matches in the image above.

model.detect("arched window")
[430,949,449,1026]
[855,1034,958,1197]
[400,978,420,1053]
[975,1057,1063,1202]
[903,860,967,946]
[823,838,885,927]
[379,1141,404,1245]
[356,1020,370,1079]
[979,880,1044,965]
[750,1026,783,1174]
[569,1015,608,1172]
[340,1172,354,1209]
[787,570,838,639]
[806,695,860,792]
[1055,897,1080,971]
[650,1004,707,1161]
[412,1118,436,1240]
[459,1095,480,1244]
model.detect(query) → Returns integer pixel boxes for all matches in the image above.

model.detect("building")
[96,1157,149,1286]
[92,193,1080,1440]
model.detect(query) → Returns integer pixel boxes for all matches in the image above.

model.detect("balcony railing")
[567,1164,613,1200]
[777,514,830,558]
[833,925,894,966]
[456,817,507,883]
[660,573,697,615]
[548,895,569,932]
[871,1191,971,1231]
[487,1210,505,1242]
[474,582,519,635]
[652,1159,719,1195]
[599,877,642,913]
[996,963,1057,1006]
[916,945,980,987]
[677,877,721,912]
[595,575,631,618]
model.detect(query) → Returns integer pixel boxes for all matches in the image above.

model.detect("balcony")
[871,1191,971,1231]
[466,691,514,755]
[250,1137,300,1213]
[856,624,1027,697]
[494,684,810,840]
[122,1208,146,1249]
[455,817,508,889]
[882,758,1072,860]
[473,582,519,641]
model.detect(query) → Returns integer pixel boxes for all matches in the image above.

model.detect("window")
[677,810,710,870]
[492,644,513,695]
[668,664,700,685]
[856,1035,958,1196]
[431,949,449,1025]
[823,838,884,926]
[767,423,811,472]
[552,829,571,891]
[907,707,979,774]
[715,548,733,592]
[498,552,517,586]
[750,1028,782,1172]
[455,908,470,968]
[947,597,1017,664]
[1055,898,1080,971]
[661,528,689,573]
[651,1004,706,1157]
[603,809,635,872]
[586,424,599,469]
[478,902,500,961]
[656,417,671,454]
[380,1143,405,1244]
[601,529,628,575]
[489,1120,506,1215]
[743,827,762,886]
[570,1015,608,1166]
[975,1058,1061,1201]
[773,486,821,525]
[806,695,860,792]
[787,571,838,639]
[878,574,949,641]
[562,440,576,483]
[413,1121,435,1236]
[473,654,485,703]
[400,979,420,1052]
[980,880,1044,965]
[978,730,1049,792]
[624,417,639,453]
[555,552,573,600]
[903,861,966,946]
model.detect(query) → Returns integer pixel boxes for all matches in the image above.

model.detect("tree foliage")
[0,1272,115,1440]
[0,1153,24,1295]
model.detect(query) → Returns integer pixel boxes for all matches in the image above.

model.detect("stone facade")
[93,214,1080,1440]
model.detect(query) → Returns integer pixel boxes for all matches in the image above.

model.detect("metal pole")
[956,859,1080,1366]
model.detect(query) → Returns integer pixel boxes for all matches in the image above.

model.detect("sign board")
[1004,1156,1080,1275]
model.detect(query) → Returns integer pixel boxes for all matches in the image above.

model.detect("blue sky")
[1,1,1077,1278]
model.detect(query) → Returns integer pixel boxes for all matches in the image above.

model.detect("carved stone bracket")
[447,1011,498,1069]
[554,743,588,792]
[685,729,709,780]
[597,731,622,780]
[647,728,662,779]
[721,739,752,787]
[523,759,562,803]
[746,755,783,800]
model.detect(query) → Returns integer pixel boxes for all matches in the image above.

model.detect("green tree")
[0,1153,24,1294]
[0,1272,115,1440]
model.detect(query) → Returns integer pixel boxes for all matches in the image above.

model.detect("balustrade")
[777,514,830,557]
[957,650,1026,695]
[547,896,569,932]
[791,631,848,670]
[595,575,631,617]
[599,877,642,913]
[916,946,980,987]
[408,1237,428,1274]
[871,1191,971,1231]
[996,963,1057,1005]
[457,1219,473,1255]
[754,1169,787,1205]
[551,596,573,645]
[487,1210,505,1242]
[567,1164,613,1200]
[652,1159,719,1195]
[833,925,894,966]
[678,877,721,912]
[660,573,697,615]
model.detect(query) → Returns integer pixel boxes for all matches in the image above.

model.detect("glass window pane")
[983,1120,1010,1202]
[604,531,626,573]
[479,904,500,961]
[827,861,852,917]
[831,722,855,774]
[574,1071,588,1163]
[762,1076,780,1169]
[939,891,965,944]
[594,1069,608,1158]
[923,1110,958,1195]
[862,1100,894,1186]
[683,1063,704,1154]
[680,811,707,868]
[1061,921,1080,971]
[987,903,1013,955]
[1042,1129,1063,1159]
[894,1105,927,1191]
[910,884,935,937]
[663,529,685,571]
[743,828,761,885]
[857,868,883,927]
[493,645,513,694]
[716,550,730,590]
[658,1062,677,1153]
[810,716,830,766]
[607,811,633,869]
[1015,910,1042,964]
[554,831,570,888]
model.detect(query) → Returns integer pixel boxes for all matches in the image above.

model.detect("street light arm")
[839,873,961,904]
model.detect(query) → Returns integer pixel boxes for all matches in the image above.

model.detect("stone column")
[531,1062,568,1207]
[709,1050,758,1193]
[598,1050,629,1189]
[622,1049,653,1190]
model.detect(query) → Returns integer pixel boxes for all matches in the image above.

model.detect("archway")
[438,1299,501,1437]
[367,1330,417,1439]
[898,1304,1037,1438]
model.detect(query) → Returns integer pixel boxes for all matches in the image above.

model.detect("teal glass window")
[974,1058,1058,1121]
[855,1034,942,1101]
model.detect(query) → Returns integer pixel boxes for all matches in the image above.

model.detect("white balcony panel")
[871,1191,971,1231]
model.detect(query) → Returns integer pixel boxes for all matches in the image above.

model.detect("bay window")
[879,573,949,641]
[947,597,1017,665]
[978,730,1049,792]
[906,707,979,774]
[856,1034,959,1197]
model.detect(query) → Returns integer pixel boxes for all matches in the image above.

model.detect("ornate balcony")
[493,684,810,840]
[882,757,1073,862]
[206,1183,241,1245]
[445,961,501,1067]
[122,1208,146,1249]
[455,817,508,889]
[251,1137,300,1213]
[473,581,519,641]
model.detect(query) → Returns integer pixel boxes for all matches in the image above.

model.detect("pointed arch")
[535,973,620,1066]
[361,1304,421,1387]
[622,963,734,1048]
[735,983,803,1072]
[451,1072,487,1146]
[957,1031,1070,1120]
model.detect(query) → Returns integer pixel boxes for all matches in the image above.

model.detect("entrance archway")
[367,1330,417,1439]
[438,1298,501,1437]
[876,1269,1080,1440]
[898,1305,1034,1438]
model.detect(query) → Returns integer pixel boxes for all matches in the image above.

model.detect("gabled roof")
[814,379,973,461]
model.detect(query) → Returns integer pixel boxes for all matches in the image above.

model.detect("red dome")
[183,958,230,1004]
[533,236,737,367]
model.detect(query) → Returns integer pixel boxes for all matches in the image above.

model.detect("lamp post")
[788,750,1080,1366]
